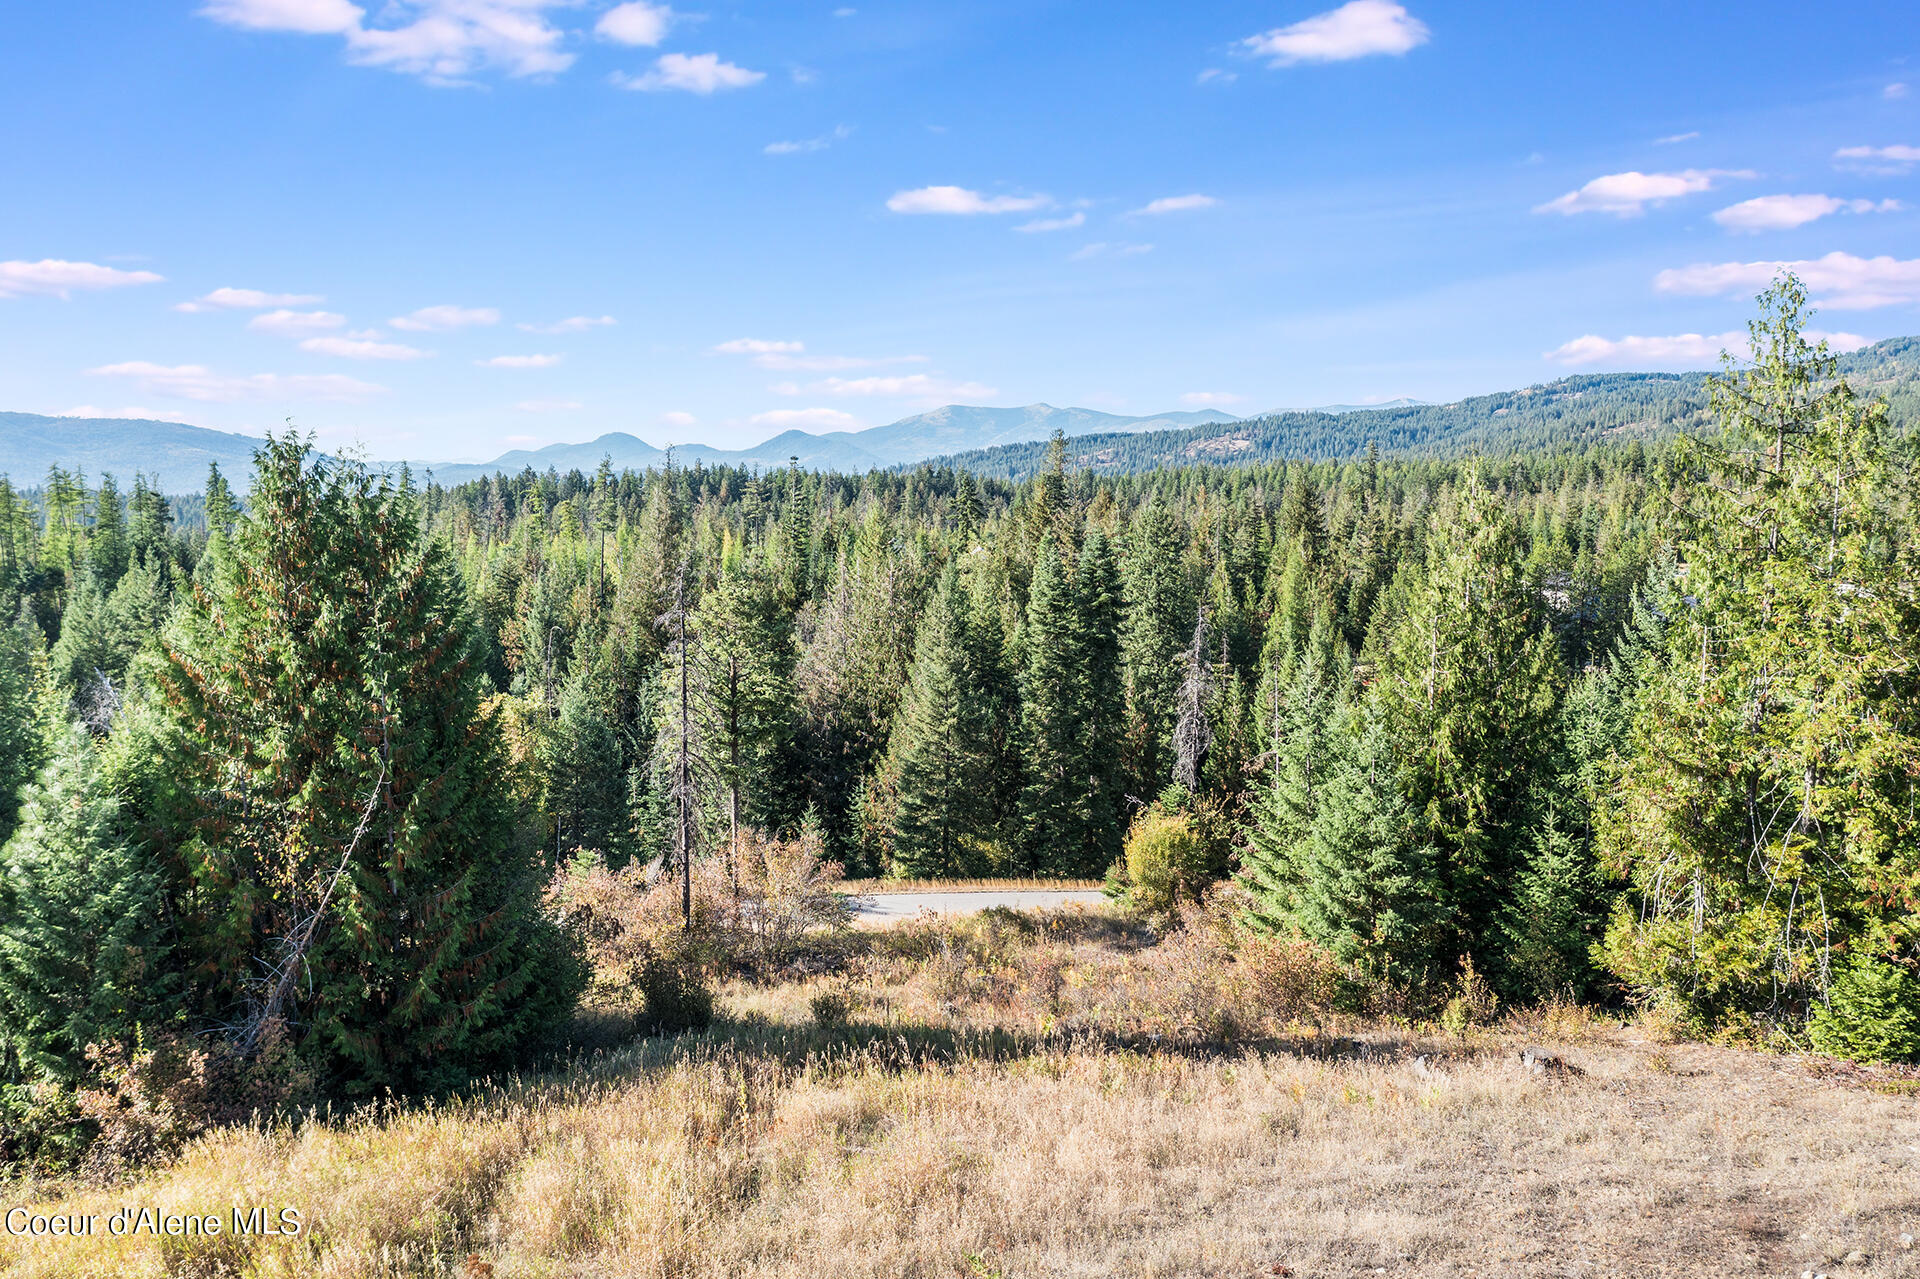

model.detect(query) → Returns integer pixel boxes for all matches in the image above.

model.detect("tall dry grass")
[5,903,1918,1278]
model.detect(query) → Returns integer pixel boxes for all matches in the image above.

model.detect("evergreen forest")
[3,279,1918,1168]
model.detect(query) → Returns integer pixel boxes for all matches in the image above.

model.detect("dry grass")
[5,905,1919,1279]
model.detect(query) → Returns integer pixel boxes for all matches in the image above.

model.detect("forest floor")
[4,904,1919,1279]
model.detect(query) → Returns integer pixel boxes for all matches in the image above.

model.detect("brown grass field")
[3,904,1917,1279]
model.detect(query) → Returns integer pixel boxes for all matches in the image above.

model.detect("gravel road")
[848,889,1107,924]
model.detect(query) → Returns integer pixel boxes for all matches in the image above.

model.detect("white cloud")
[764,124,852,156]
[1655,251,1920,309]
[715,338,804,355]
[1181,391,1244,406]
[1833,144,1920,175]
[1711,194,1901,232]
[517,314,616,333]
[479,353,562,368]
[174,286,322,312]
[595,1,671,46]
[1653,131,1700,145]
[886,186,1050,215]
[1015,212,1085,233]
[797,374,996,399]
[1546,329,1873,367]
[1135,193,1218,215]
[1535,169,1753,217]
[0,259,165,300]
[247,308,347,336]
[89,360,384,403]
[832,7,855,16]
[1240,0,1429,66]
[660,410,697,428]
[198,0,362,34]
[516,398,584,412]
[1196,67,1237,85]
[390,303,500,331]
[1887,83,1910,101]
[748,407,861,431]
[615,52,765,93]
[301,335,429,359]
[203,0,574,82]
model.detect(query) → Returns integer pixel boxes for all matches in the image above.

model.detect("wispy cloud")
[201,0,575,83]
[715,338,804,355]
[391,304,499,331]
[1653,131,1699,145]
[1711,194,1900,233]
[89,360,385,402]
[887,186,1050,215]
[0,259,164,300]
[1134,194,1218,215]
[1887,83,1910,101]
[247,308,346,336]
[301,335,430,359]
[1240,1,1429,66]
[614,52,764,93]
[1534,168,1753,217]
[1546,329,1872,366]
[518,314,616,333]
[595,1,671,46]
[765,125,852,156]
[479,353,562,368]
[1015,212,1086,233]
[1654,251,1920,309]
[516,398,585,412]
[1833,144,1920,175]
[175,286,321,312]
[1196,67,1237,85]
[749,407,861,431]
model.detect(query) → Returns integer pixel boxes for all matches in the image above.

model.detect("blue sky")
[2,1,1917,460]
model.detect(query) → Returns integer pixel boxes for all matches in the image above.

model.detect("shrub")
[1441,956,1500,1036]
[1123,809,1208,917]
[810,988,854,1027]
[636,945,714,1036]
[1809,955,1920,1063]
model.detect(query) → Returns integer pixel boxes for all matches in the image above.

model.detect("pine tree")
[0,728,174,1091]
[1119,500,1193,798]
[888,565,1001,875]
[1277,700,1447,989]
[154,435,582,1094]
[1379,464,1562,965]
[1019,544,1086,874]
[1601,277,1920,1032]
[88,473,128,592]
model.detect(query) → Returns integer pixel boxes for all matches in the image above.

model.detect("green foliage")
[1601,278,1920,1031]
[155,434,584,1094]
[0,729,175,1101]
[1123,807,1208,917]
[1808,955,1920,1063]
[636,945,715,1036]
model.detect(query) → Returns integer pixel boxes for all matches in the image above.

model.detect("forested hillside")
[932,335,1920,480]
[1,282,1918,1175]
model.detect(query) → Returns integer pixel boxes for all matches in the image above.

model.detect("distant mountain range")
[0,403,1239,493]
[6,339,1916,492]
[415,404,1240,487]
[920,337,1920,480]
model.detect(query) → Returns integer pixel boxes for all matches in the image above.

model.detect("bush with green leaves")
[1124,808,1208,917]
[1808,956,1920,1064]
